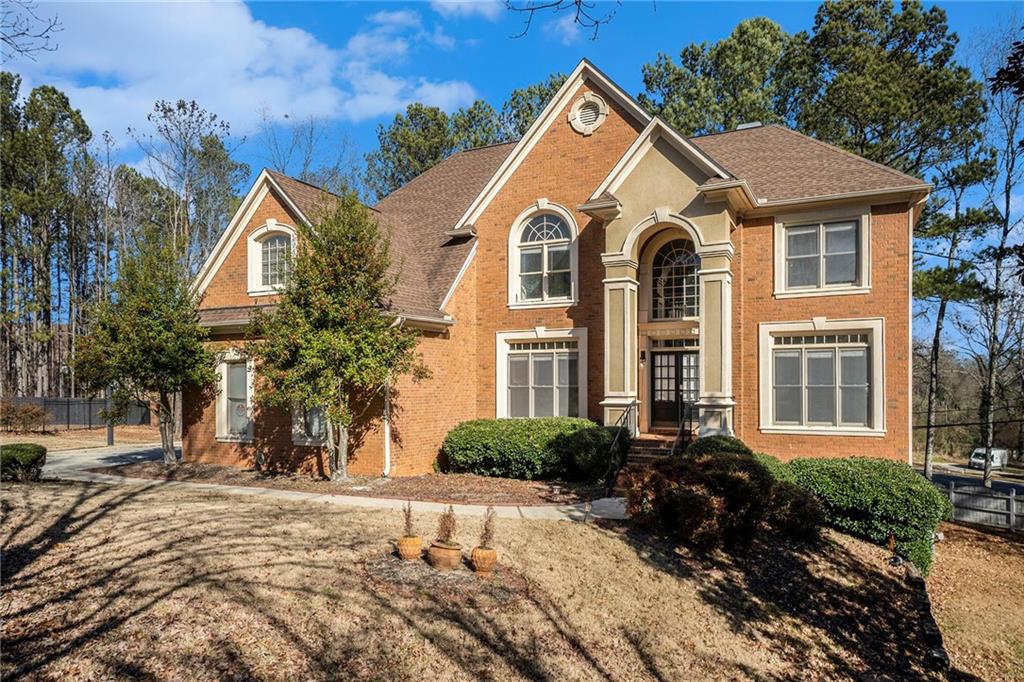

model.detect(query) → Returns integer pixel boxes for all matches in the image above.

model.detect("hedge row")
[441,417,628,482]
[1,443,47,482]
[752,452,951,574]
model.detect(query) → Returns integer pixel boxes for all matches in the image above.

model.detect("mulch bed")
[88,461,604,506]
[364,553,529,610]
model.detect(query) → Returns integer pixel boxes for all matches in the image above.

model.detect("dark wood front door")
[650,351,700,428]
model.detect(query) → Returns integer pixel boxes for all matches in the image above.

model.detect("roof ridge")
[459,140,519,153]
[762,125,924,185]
[265,168,342,197]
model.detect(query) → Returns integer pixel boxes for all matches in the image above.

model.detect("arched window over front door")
[651,239,700,319]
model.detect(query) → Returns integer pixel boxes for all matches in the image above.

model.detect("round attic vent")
[568,93,608,136]
[578,100,601,126]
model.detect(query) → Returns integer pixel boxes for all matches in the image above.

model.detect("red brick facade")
[183,75,919,475]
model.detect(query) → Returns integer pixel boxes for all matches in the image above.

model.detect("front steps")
[613,430,686,493]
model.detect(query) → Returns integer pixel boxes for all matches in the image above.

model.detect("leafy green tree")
[364,73,567,200]
[640,18,793,135]
[499,72,567,139]
[451,99,503,151]
[786,0,986,175]
[363,103,456,200]
[248,192,426,480]
[75,229,217,465]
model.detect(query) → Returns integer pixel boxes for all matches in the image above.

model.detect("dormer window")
[247,220,296,296]
[507,200,579,309]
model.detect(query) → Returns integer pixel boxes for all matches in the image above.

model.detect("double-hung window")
[517,214,573,302]
[785,220,859,290]
[771,334,871,428]
[507,340,579,418]
[224,360,250,437]
[261,234,291,287]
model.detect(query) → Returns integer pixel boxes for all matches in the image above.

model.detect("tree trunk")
[924,298,948,480]
[158,391,177,466]
[325,418,349,480]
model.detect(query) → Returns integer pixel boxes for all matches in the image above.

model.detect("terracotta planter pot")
[427,542,462,570]
[471,546,498,575]
[397,535,422,561]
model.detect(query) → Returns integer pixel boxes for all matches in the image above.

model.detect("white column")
[696,253,735,437]
[600,264,639,435]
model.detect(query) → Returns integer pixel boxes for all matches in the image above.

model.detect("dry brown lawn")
[0,425,162,451]
[929,522,1024,681]
[1,480,967,681]
[92,461,602,506]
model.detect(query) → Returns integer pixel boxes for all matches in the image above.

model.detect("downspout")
[383,381,392,477]
[384,315,403,477]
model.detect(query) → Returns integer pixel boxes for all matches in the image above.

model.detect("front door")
[650,351,700,428]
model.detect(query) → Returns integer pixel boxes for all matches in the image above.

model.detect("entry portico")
[582,119,737,439]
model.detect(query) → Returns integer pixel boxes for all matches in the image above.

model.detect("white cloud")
[11,2,476,144]
[431,1,504,21]
[545,12,583,46]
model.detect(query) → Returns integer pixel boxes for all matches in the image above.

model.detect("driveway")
[41,442,627,521]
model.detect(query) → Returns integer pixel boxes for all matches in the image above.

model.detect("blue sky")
[11,1,1017,179]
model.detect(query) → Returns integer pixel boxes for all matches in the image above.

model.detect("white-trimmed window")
[773,209,870,298]
[508,200,579,308]
[496,328,588,419]
[216,351,253,441]
[247,220,296,296]
[508,340,579,418]
[292,406,326,446]
[771,334,870,427]
[758,318,884,436]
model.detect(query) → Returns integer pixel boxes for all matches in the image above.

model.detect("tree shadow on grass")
[605,523,983,681]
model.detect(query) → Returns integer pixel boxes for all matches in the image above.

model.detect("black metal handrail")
[603,399,637,495]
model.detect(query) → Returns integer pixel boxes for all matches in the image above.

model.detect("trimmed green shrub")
[753,452,797,484]
[788,457,952,574]
[685,435,753,457]
[441,417,620,481]
[624,451,775,548]
[765,480,823,541]
[1,443,47,482]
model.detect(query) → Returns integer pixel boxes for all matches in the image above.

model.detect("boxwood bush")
[685,435,753,457]
[441,417,626,481]
[1,443,47,482]
[787,457,952,574]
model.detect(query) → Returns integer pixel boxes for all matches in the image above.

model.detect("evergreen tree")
[248,193,426,480]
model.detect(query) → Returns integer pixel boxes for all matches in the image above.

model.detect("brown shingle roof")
[373,141,516,315]
[689,124,926,203]
[265,142,514,319]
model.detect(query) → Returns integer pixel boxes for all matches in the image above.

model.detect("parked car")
[967,448,1008,470]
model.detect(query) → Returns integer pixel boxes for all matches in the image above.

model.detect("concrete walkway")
[41,443,628,521]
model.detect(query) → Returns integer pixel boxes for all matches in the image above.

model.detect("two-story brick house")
[184,59,930,477]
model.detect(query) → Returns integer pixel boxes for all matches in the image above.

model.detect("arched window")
[517,213,572,302]
[261,234,291,286]
[247,221,296,296]
[652,239,700,319]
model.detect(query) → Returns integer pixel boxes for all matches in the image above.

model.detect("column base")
[696,397,734,438]
[601,396,639,436]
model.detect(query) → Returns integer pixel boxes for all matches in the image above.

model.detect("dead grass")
[90,461,602,506]
[0,425,162,451]
[1,480,963,681]
[929,522,1024,681]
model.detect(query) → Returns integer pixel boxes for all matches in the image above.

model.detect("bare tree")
[256,109,362,195]
[1,0,59,62]
[506,0,622,40]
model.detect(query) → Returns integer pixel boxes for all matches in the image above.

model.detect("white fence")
[943,481,1023,532]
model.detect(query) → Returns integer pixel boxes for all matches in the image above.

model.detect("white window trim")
[247,219,297,297]
[567,92,608,136]
[758,317,885,437]
[216,349,254,443]
[773,206,871,298]
[507,199,579,309]
[291,406,326,446]
[495,327,588,419]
